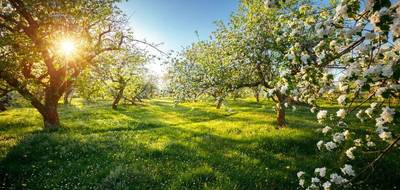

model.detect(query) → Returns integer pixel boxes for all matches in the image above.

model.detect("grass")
[0,98,399,189]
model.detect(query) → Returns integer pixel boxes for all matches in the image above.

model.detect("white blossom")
[330,173,347,184]
[337,94,346,105]
[336,109,346,119]
[314,167,326,177]
[380,107,395,123]
[322,126,332,134]
[341,164,355,176]
[297,171,305,178]
[325,141,337,151]
[299,179,305,187]
[311,177,320,184]
[381,64,393,78]
[345,147,356,160]
[317,110,328,121]
[322,181,332,190]
[333,132,345,143]
[379,131,392,140]
[317,140,324,150]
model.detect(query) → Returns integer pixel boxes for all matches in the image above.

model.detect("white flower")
[343,130,350,139]
[336,109,346,119]
[284,102,289,108]
[280,85,288,95]
[382,64,393,78]
[322,181,332,190]
[314,167,326,177]
[335,4,348,18]
[299,179,305,187]
[317,110,328,120]
[354,139,362,146]
[380,107,395,123]
[337,94,346,105]
[297,171,305,178]
[375,87,387,97]
[330,173,347,184]
[345,147,356,160]
[341,164,355,176]
[370,102,378,108]
[311,177,320,183]
[322,126,332,134]
[325,141,337,151]
[379,131,392,140]
[333,132,345,143]
[317,140,324,150]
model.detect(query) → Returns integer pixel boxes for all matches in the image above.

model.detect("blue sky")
[118,0,239,75]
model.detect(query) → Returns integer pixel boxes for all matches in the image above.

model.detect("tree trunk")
[276,102,286,128]
[112,87,125,110]
[63,87,73,105]
[216,98,223,109]
[43,103,60,129]
[255,91,260,102]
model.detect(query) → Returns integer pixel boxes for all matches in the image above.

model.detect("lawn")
[0,99,399,189]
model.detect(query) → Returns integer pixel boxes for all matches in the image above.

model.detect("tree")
[264,0,400,188]
[0,0,128,128]
[93,50,147,109]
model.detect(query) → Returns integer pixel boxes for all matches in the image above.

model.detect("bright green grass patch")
[0,98,399,189]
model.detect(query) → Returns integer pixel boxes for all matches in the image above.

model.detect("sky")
[118,0,239,75]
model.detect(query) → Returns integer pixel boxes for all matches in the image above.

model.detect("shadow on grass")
[0,122,319,190]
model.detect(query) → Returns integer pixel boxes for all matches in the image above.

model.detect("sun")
[59,39,76,56]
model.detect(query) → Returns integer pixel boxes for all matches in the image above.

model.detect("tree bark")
[255,91,260,102]
[276,102,286,128]
[216,98,224,109]
[63,86,73,105]
[43,102,60,129]
[112,87,125,110]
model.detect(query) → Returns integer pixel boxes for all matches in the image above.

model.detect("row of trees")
[0,0,157,128]
[169,0,399,188]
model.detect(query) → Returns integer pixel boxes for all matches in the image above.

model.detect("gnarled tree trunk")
[112,87,125,110]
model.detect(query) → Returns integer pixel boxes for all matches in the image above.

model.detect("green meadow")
[0,99,399,189]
